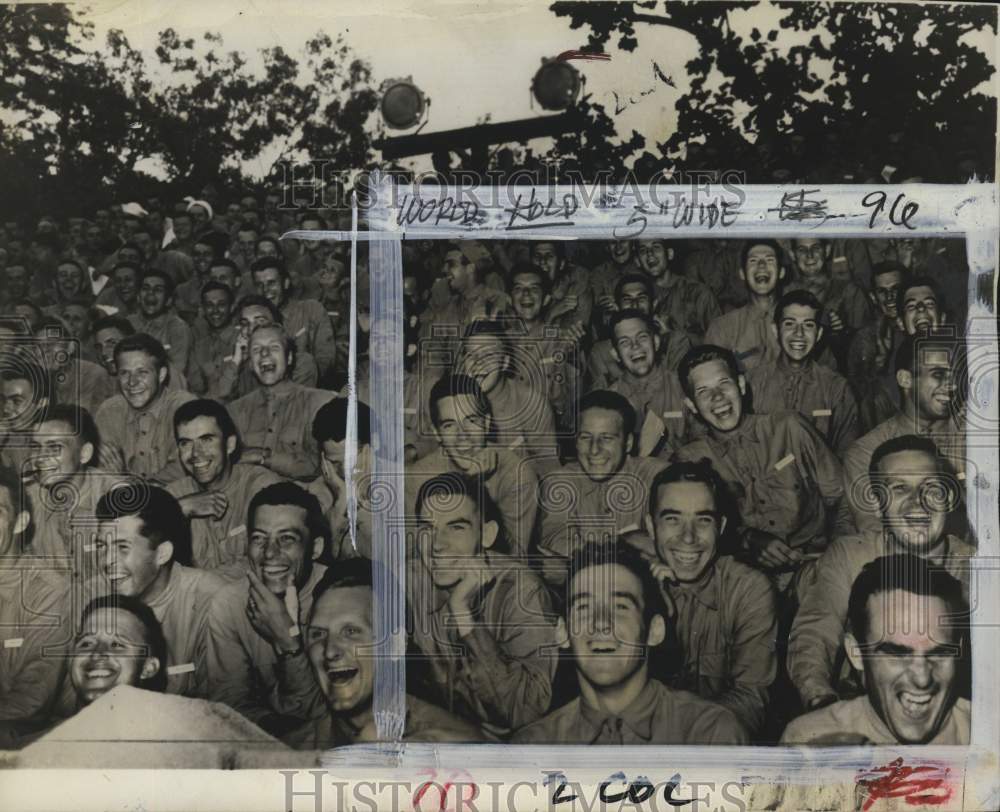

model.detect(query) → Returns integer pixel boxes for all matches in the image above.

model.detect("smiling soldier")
[168,398,282,572]
[783,554,969,745]
[205,482,328,734]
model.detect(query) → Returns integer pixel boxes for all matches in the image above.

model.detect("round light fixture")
[380,78,427,130]
[531,59,581,111]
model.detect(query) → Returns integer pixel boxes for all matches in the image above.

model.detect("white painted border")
[287,177,1000,809]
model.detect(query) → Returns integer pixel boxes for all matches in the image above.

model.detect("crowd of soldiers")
[0,195,978,754]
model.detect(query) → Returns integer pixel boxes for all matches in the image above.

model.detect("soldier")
[168,398,283,572]
[409,474,559,736]
[94,333,194,481]
[789,435,975,711]
[93,482,224,697]
[128,268,193,374]
[284,560,484,748]
[704,239,786,373]
[748,289,859,456]
[674,345,843,594]
[608,310,690,456]
[636,238,720,342]
[539,390,667,585]
[642,461,777,736]
[514,540,748,745]
[784,554,969,745]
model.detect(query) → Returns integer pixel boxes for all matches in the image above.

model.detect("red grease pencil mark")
[556,50,611,62]
[856,758,953,811]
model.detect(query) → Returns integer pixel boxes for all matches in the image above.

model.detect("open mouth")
[671,551,702,566]
[753,272,771,284]
[327,666,359,685]
[788,340,808,353]
[711,404,734,421]
[898,690,935,719]
[262,565,290,579]
[629,353,648,365]
[83,667,116,680]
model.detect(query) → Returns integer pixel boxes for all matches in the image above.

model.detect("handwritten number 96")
[862,192,919,231]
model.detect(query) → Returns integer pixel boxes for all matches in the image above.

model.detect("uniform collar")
[669,561,720,611]
[707,412,760,451]
[579,677,661,742]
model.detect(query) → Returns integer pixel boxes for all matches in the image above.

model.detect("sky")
[78,0,703,177]
[74,0,998,179]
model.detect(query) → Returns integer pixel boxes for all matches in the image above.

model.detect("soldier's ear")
[737,375,747,396]
[157,366,168,387]
[13,510,30,537]
[646,613,666,647]
[225,435,237,457]
[481,519,499,551]
[845,632,864,674]
[154,541,173,568]
[79,441,95,467]
[815,325,825,345]
[625,432,634,455]
[896,369,913,391]
[683,396,698,416]
[556,617,570,650]
[140,656,161,681]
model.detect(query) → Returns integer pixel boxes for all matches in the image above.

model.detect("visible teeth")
[900,691,934,715]
[673,552,700,564]
[263,566,288,574]
[86,669,114,678]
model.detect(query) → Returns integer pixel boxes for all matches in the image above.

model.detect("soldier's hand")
[745,530,804,570]
[179,491,229,520]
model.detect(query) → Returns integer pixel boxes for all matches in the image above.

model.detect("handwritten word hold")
[395,195,485,229]
[504,189,578,231]
[855,758,953,811]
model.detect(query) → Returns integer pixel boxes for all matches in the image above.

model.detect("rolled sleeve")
[458,577,557,730]
[787,541,854,705]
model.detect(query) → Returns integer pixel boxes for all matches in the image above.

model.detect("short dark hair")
[140,268,175,297]
[414,472,500,529]
[868,434,949,482]
[208,257,240,275]
[774,288,824,328]
[111,260,142,277]
[250,255,287,278]
[112,333,169,371]
[311,397,372,447]
[309,557,398,623]
[173,397,239,444]
[236,294,284,325]
[678,344,741,400]
[428,373,492,429]
[848,553,968,647]
[95,483,192,566]
[255,236,283,257]
[92,314,135,338]
[870,260,908,286]
[507,262,552,296]
[578,389,637,439]
[614,272,654,305]
[739,238,784,270]
[530,240,566,262]
[567,540,668,628]
[248,482,330,558]
[79,594,168,693]
[609,308,657,339]
[38,403,100,453]
[897,275,945,319]
[200,279,234,303]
